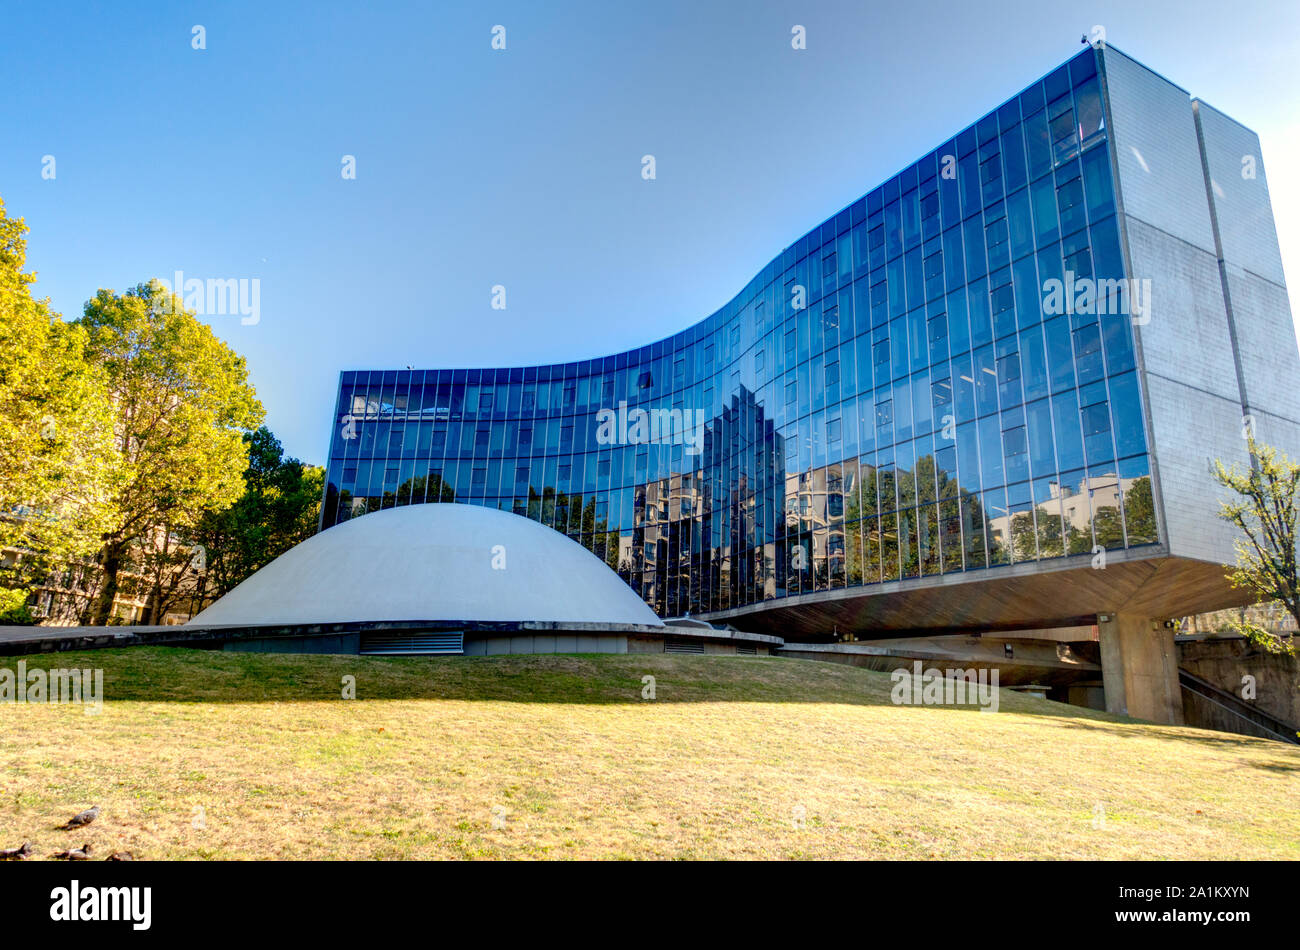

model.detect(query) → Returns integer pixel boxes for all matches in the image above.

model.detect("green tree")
[77,281,264,624]
[190,427,323,608]
[0,587,34,624]
[130,524,195,625]
[1212,438,1300,655]
[0,200,117,610]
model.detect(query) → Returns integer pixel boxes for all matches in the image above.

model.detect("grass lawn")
[1,647,1297,860]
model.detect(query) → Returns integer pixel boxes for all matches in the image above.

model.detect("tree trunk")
[87,544,124,625]
[143,590,160,626]
[144,580,170,625]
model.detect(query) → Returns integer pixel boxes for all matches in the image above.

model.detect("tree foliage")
[76,280,264,623]
[0,200,117,606]
[1213,438,1300,655]
[191,427,323,601]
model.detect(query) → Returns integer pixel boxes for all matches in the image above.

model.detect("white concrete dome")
[189,504,663,627]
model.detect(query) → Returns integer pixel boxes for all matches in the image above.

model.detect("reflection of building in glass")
[322,44,1300,645]
[634,386,783,617]
[986,473,1155,561]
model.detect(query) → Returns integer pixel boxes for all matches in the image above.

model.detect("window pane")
[1108,371,1147,457]
[1052,390,1085,471]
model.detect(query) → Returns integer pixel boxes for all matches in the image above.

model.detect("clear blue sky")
[3,0,1297,465]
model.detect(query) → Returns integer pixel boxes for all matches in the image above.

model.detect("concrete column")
[1097,612,1184,725]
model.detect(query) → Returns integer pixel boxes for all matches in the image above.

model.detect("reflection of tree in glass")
[1010,512,1037,562]
[919,504,941,574]
[896,466,917,509]
[939,496,963,572]
[878,465,898,513]
[1036,508,1065,558]
[900,510,920,578]
[1093,505,1124,550]
[1123,476,1157,544]
[881,512,900,579]
[1066,521,1091,556]
[986,508,1008,565]
[845,519,863,584]
[392,473,456,508]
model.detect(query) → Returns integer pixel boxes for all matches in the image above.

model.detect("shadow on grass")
[1036,712,1300,763]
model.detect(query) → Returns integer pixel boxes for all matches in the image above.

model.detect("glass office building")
[321,44,1298,634]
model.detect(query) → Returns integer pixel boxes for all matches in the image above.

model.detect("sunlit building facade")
[321,44,1299,642]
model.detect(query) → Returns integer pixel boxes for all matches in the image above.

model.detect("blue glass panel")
[1019,324,1050,401]
[1030,175,1059,245]
[960,153,982,217]
[973,344,998,416]
[1025,398,1055,476]
[1002,124,1028,193]
[1051,390,1084,471]
[1013,254,1041,331]
[885,201,903,258]
[1007,187,1034,260]
[956,421,980,494]
[979,414,1005,489]
[1024,108,1052,180]
[943,225,966,292]
[1101,311,1136,375]
[963,215,987,281]
[968,277,992,348]
[947,290,971,357]
[952,352,976,423]
[1081,142,1115,221]
[1108,372,1147,457]
[893,376,913,443]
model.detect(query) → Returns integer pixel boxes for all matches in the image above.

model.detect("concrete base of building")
[223,632,362,654]
[776,634,1101,688]
[699,551,1253,642]
[457,631,775,656]
[1098,613,1184,725]
[0,619,780,658]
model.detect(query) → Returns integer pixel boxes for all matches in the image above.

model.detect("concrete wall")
[1102,48,1244,568]
[1138,374,1248,563]
[1193,102,1288,286]
[1102,48,1300,569]
[1193,101,1300,458]
[1102,50,1216,253]
[463,634,627,656]
[1098,613,1183,724]
[1178,636,1300,730]
[628,634,771,655]
[223,633,361,655]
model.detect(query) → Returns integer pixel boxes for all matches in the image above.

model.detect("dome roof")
[189,503,663,627]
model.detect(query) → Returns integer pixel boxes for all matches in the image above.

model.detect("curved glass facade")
[322,46,1158,620]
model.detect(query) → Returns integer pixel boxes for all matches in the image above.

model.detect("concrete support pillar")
[1097,612,1184,725]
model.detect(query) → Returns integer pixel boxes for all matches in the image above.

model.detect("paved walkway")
[0,625,167,655]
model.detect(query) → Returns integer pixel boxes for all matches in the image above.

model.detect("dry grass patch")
[1,648,1297,859]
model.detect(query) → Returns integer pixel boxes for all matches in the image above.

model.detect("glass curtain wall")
[322,47,1157,617]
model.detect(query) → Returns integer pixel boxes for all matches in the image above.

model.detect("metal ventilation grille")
[360,631,464,655]
[664,638,705,655]
[736,644,757,655]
